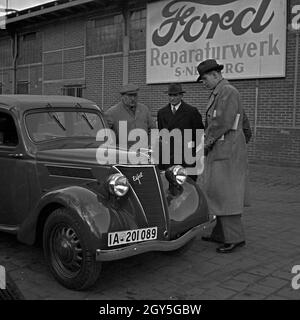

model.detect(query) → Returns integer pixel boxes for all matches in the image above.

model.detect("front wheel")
[43,208,101,290]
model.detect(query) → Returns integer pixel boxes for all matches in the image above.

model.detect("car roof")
[0,95,102,113]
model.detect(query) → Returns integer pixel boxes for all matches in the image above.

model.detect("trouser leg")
[218,214,245,244]
[210,217,225,243]
[210,215,245,244]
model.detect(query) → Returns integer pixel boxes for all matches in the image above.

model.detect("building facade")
[0,0,299,166]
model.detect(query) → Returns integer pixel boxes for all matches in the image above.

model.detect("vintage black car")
[0,95,213,290]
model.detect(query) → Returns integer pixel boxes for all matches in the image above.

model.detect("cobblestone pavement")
[0,164,300,300]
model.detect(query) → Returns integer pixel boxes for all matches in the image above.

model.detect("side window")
[0,112,19,147]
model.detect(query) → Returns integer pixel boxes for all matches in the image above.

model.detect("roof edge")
[5,0,97,25]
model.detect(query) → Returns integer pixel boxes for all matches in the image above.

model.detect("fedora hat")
[120,83,139,95]
[165,83,186,95]
[196,59,224,82]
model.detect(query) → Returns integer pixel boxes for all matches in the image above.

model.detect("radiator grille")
[115,165,167,238]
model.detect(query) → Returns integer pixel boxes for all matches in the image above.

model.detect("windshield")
[25,110,106,143]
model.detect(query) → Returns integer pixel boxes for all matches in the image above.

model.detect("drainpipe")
[11,31,18,94]
[293,32,299,127]
[122,5,131,85]
[254,79,259,141]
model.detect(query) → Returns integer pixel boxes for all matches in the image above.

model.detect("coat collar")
[211,78,229,97]
[120,101,139,117]
[170,101,182,112]
[162,100,189,129]
[166,100,188,113]
[206,79,229,112]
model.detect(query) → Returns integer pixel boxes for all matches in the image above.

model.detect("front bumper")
[96,215,216,261]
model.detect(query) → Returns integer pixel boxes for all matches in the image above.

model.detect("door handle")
[8,153,24,159]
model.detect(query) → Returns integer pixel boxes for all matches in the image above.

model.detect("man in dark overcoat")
[196,59,248,253]
[157,83,204,181]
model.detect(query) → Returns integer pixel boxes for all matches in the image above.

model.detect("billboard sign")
[146,0,287,83]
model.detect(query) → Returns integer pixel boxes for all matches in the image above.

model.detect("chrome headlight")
[107,173,129,197]
[165,165,187,185]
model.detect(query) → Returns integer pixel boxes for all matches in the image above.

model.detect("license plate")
[108,227,157,247]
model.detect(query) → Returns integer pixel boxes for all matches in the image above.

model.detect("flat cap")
[120,83,139,95]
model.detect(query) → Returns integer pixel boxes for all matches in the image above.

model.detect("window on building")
[86,14,123,55]
[62,86,83,97]
[18,32,42,65]
[22,32,37,41]
[0,38,12,68]
[16,81,29,94]
[130,9,146,50]
[0,112,19,147]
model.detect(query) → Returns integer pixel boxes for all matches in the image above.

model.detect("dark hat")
[196,59,224,82]
[165,83,186,95]
[120,83,139,95]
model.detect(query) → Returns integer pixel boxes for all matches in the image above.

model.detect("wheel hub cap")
[57,238,73,263]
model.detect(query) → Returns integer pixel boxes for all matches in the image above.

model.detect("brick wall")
[29,65,43,95]
[85,56,103,106]
[254,128,300,166]
[0,0,299,167]
[0,68,13,94]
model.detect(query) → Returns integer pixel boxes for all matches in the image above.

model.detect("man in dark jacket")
[157,83,204,181]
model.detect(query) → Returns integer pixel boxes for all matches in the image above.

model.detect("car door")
[0,110,30,226]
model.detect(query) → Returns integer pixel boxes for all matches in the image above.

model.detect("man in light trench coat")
[196,59,248,253]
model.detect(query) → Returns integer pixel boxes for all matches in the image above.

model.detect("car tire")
[164,238,195,256]
[43,208,102,291]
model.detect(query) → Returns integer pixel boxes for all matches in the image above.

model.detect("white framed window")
[62,85,83,97]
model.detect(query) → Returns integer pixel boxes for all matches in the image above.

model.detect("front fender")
[17,184,147,251]
[160,174,210,239]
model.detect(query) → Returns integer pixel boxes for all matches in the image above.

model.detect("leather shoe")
[216,241,246,253]
[201,236,221,243]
